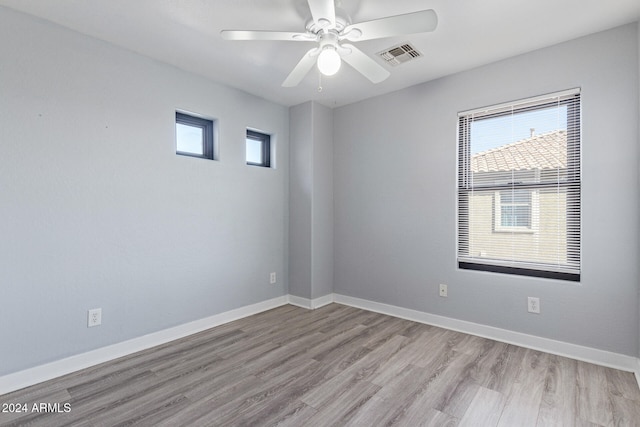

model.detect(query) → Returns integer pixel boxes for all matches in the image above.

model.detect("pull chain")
[317,71,323,92]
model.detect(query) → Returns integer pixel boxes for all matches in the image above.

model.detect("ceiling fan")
[220,0,438,87]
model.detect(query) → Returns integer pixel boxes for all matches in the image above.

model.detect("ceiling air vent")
[377,43,422,66]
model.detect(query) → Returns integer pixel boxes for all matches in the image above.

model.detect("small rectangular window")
[176,112,215,160]
[246,130,271,167]
[495,189,534,230]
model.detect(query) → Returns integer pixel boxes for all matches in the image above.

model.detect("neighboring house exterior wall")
[468,189,567,264]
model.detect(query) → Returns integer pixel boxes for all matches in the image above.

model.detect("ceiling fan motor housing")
[305,13,350,35]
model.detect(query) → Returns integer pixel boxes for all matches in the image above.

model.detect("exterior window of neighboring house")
[246,129,271,167]
[457,89,581,281]
[494,189,538,232]
[499,190,531,227]
[176,112,216,160]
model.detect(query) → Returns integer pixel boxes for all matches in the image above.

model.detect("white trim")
[287,293,335,309]
[311,293,335,309]
[0,296,288,395]
[2,293,637,396]
[333,293,639,373]
[287,294,313,309]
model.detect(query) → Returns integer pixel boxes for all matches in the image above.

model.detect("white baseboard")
[287,294,313,309]
[333,293,640,374]
[312,293,335,309]
[0,295,289,395]
[2,292,638,396]
[287,293,334,309]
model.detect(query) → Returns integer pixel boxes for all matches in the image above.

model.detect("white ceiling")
[1,0,639,108]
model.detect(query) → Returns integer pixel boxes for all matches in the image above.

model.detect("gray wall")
[289,102,334,300]
[289,103,313,299]
[334,24,640,356]
[311,103,334,299]
[0,7,289,375]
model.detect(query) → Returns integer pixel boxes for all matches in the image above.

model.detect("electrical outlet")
[527,297,540,314]
[88,308,102,327]
[439,284,448,297]
[270,272,277,284]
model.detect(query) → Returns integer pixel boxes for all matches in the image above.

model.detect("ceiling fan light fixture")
[317,46,341,76]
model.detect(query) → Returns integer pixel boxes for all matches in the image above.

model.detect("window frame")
[457,89,581,282]
[246,129,271,168]
[175,112,215,160]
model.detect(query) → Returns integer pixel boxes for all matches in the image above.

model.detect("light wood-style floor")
[1,303,640,426]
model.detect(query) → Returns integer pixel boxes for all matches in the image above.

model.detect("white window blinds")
[457,89,581,281]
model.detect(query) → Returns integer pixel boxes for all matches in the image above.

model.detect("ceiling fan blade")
[221,30,313,41]
[343,9,437,41]
[307,0,336,28]
[282,48,320,87]
[340,44,390,84]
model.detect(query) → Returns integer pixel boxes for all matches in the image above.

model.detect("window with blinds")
[457,89,581,281]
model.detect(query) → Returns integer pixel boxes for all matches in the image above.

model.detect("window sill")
[458,261,580,282]
[493,227,536,234]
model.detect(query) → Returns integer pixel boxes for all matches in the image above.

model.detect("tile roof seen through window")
[471,130,567,173]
